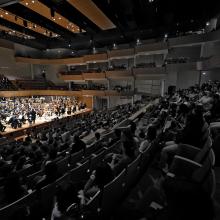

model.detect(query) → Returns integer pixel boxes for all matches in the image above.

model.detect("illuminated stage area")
[0,95,91,139]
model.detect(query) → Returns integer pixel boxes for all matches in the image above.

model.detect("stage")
[0,108,92,141]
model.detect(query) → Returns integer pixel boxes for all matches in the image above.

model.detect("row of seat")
[167,122,216,198]
[0,105,155,219]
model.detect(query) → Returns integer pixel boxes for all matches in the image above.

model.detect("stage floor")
[1,109,91,137]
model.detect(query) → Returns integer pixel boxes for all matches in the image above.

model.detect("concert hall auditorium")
[0,0,219,219]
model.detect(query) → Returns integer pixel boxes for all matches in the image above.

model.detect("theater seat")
[169,155,202,179]
[56,157,70,174]
[70,160,90,184]
[0,191,38,219]
[85,190,101,217]
[90,150,106,172]
[101,169,126,219]
[125,154,141,191]
[69,150,84,166]
[40,183,56,216]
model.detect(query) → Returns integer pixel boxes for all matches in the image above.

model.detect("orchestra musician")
[0,120,6,132]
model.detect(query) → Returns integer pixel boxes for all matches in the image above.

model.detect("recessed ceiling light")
[58,17,61,20]
[32,0,35,3]
[25,2,28,5]
[206,22,210,26]
[5,12,8,15]
[0,15,3,18]
[202,72,206,75]
[71,51,74,54]
[68,44,71,47]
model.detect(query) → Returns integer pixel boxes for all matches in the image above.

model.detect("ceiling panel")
[67,0,116,30]
[0,8,58,38]
[20,0,84,33]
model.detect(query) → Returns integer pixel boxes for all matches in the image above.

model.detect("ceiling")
[0,0,219,53]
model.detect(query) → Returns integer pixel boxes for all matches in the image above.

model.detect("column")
[161,80,165,97]
[30,64,34,80]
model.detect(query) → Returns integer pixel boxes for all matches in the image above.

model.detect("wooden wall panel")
[108,48,135,59]
[84,53,108,62]
[15,57,85,65]
[59,74,84,81]
[106,70,133,79]
[82,72,106,80]
[135,42,168,55]
[0,90,82,97]
[81,90,105,96]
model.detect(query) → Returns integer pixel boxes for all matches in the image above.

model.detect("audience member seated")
[109,139,137,175]
[83,161,114,197]
[71,135,86,154]
[51,182,79,220]
[35,161,59,190]
[139,125,157,153]
[2,171,28,205]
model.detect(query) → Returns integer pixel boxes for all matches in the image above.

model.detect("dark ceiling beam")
[0,17,55,44]
[0,0,20,7]
[0,30,46,49]
[39,0,99,35]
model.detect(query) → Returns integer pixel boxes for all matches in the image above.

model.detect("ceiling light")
[0,15,3,18]
[58,50,61,53]
[32,0,35,3]
[71,51,74,54]
[25,2,28,5]
[58,17,61,20]
[68,44,71,47]
[202,72,206,75]
[5,12,8,15]
[164,33,168,38]
[206,22,210,26]
[52,18,56,21]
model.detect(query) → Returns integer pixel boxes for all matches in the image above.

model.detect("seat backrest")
[40,182,56,215]
[0,191,38,220]
[90,150,106,172]
[194,137,212,163]
[70,160,90,183]
[86,190,101,214]
[56,157,70,175]
[101,169,126,218]
[170,155,202,178]
[125,154,141,189]
[85,143,99,157]
[69,150,84,166]
[105,140,120,155]
[139,144,151,171]
[55,173,70,187]
[193,155,212,183]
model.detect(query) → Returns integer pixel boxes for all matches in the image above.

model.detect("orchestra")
[0,96,87,132]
